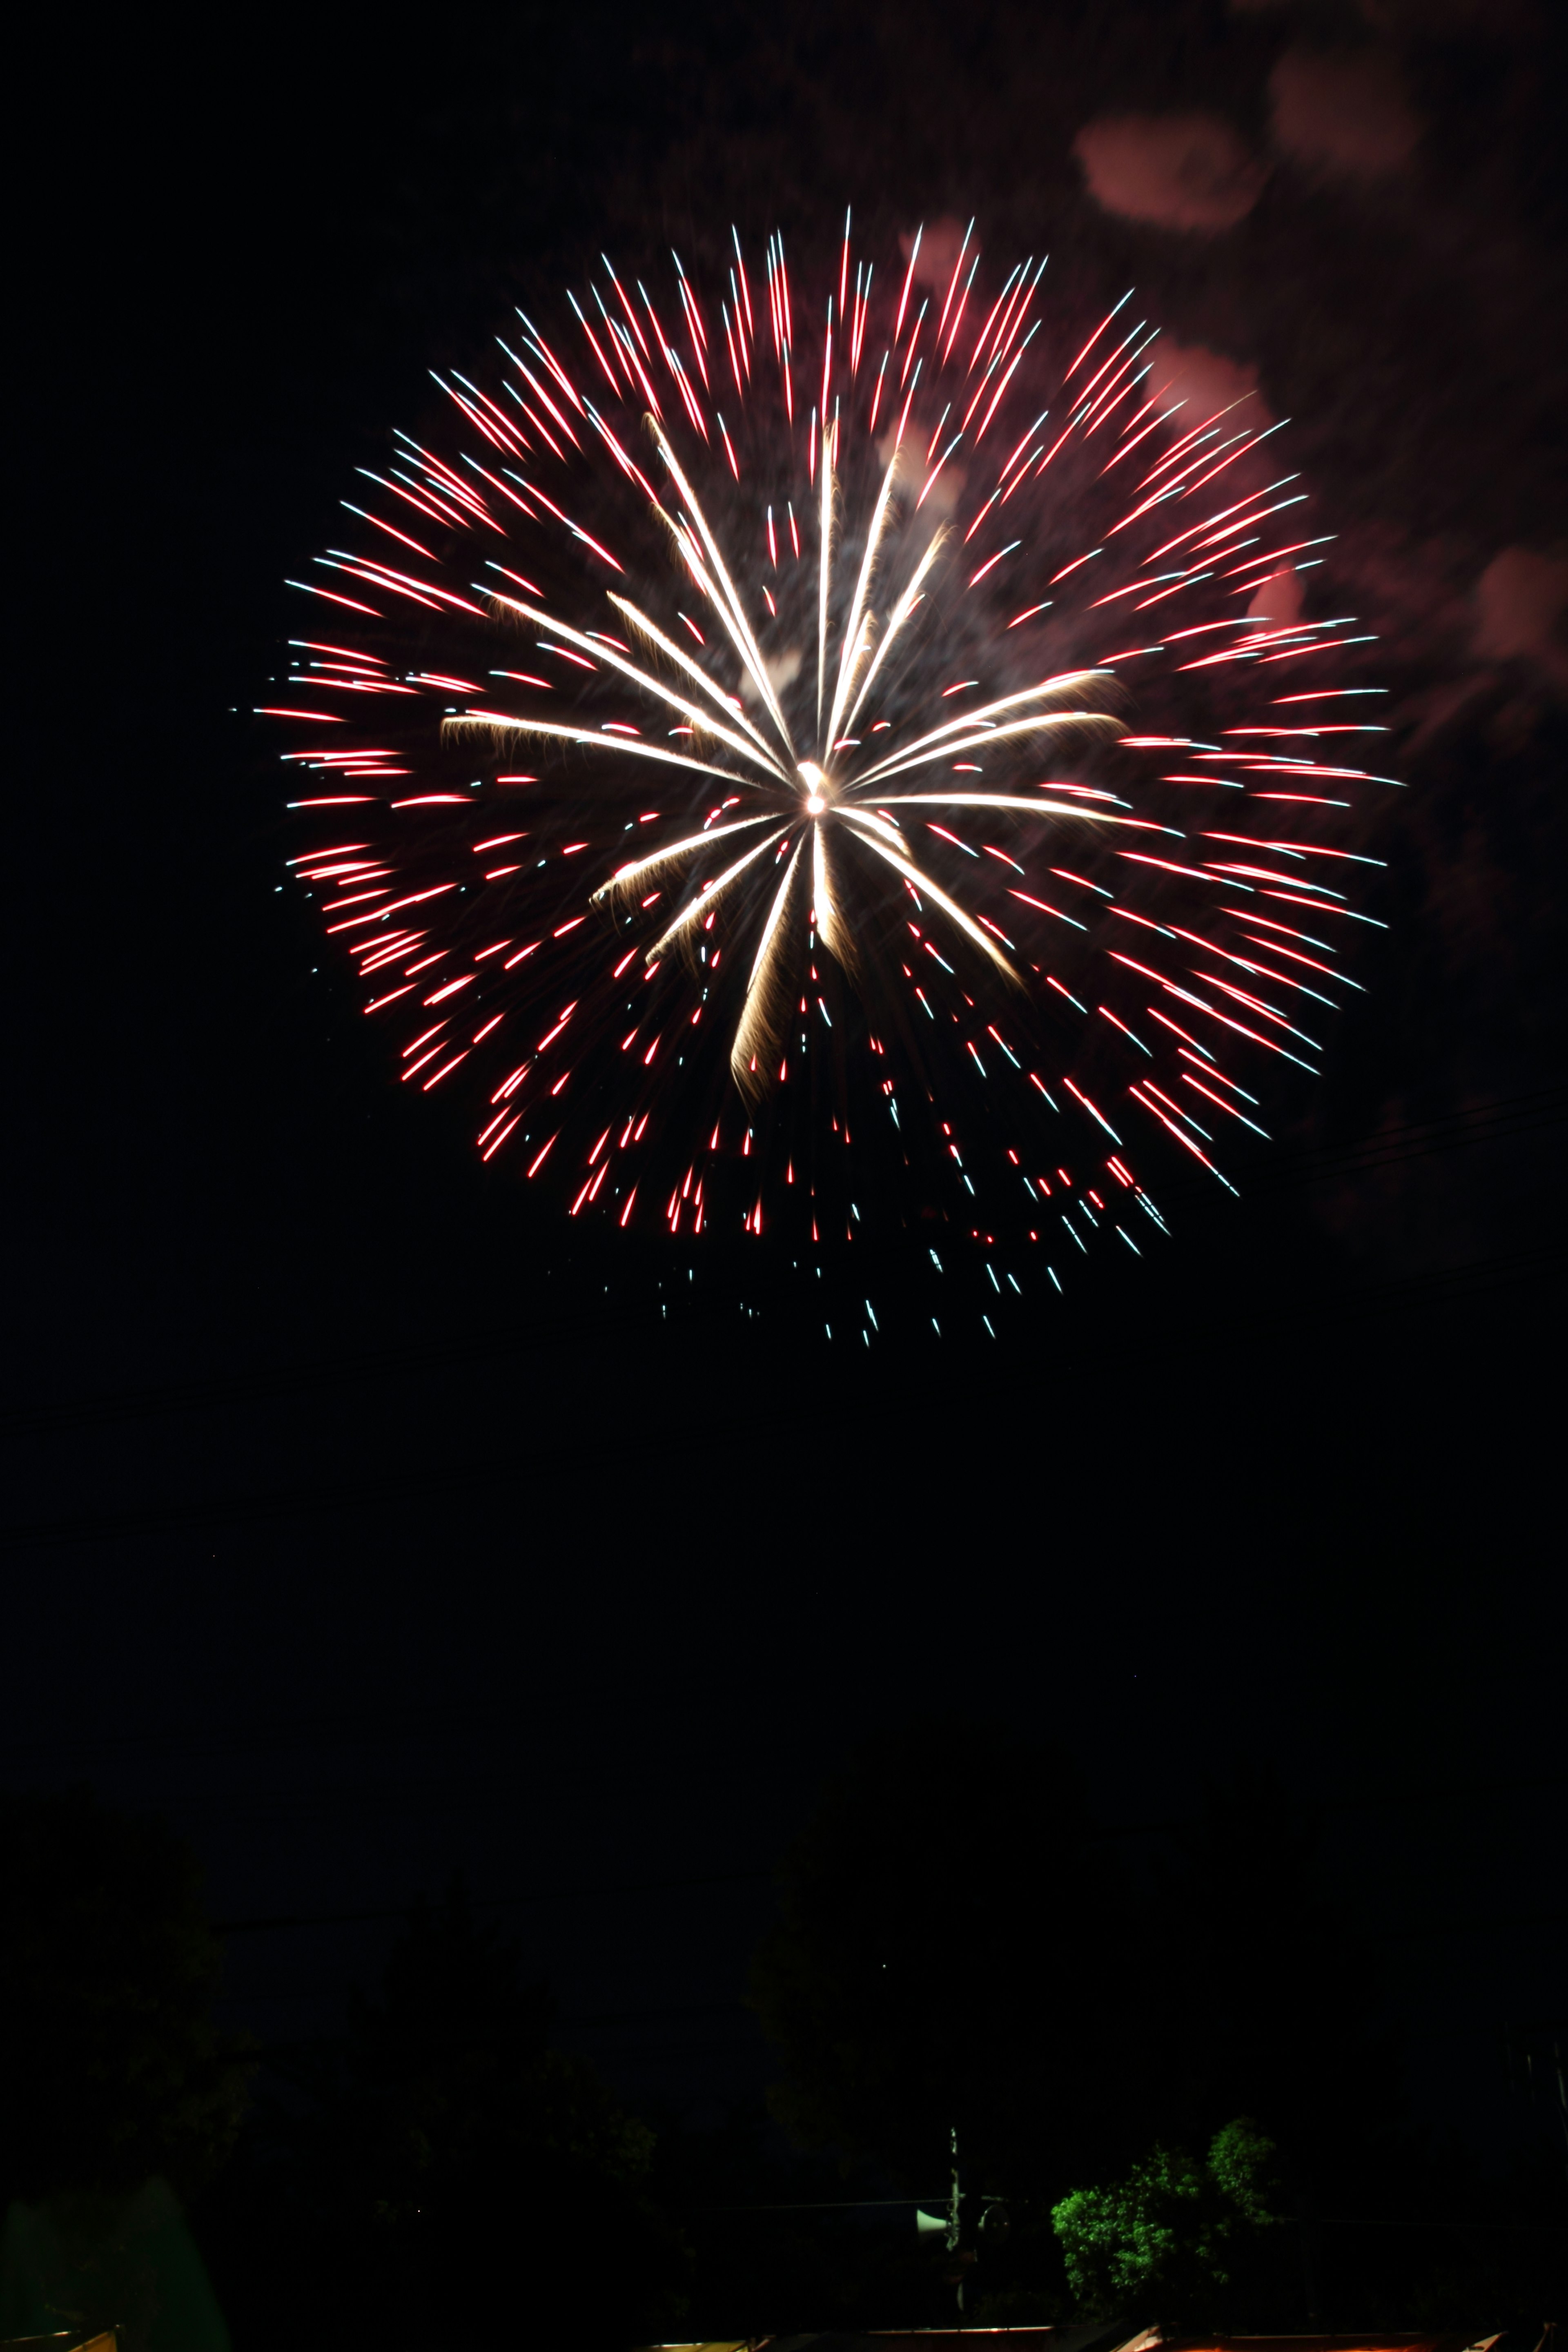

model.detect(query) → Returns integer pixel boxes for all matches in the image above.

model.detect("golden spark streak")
[812,817,855,977]
[648,505,791,747]
[646,826,791,962]
[877,791,1138,826]
[824,448,901,757]
[446,713,753,791]
[852,708,1123,789]
[830,610,876,759]
[488,591,785,781]
[842,530,946,739]
[648,418,795,754]
[840,812,1025,986]
[590,815,779,906]
[732,837,805,1091]
[607,593,786,773]
[849,672,1116,788]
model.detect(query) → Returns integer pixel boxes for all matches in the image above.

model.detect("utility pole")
[919,2127,1016,2316]
[947,2126,975,2314]
[916,2125,973,2315]
[947,2124,962,2281]
[914,2127,968,2311]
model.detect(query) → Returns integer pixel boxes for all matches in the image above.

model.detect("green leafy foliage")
[1051,2118,1281,2319]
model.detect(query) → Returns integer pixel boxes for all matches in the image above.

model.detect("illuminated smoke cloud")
[1472,549,1568,696]
[1269,46,1423,182]
[1073,115,1268,232]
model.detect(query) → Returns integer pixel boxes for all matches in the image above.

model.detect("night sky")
[8,0,1565,2236]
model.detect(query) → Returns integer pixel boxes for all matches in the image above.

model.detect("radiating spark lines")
[276,224,1390,1270]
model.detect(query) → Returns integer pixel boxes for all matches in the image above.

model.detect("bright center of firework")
[798,760,828,815]
[806,793,825,814]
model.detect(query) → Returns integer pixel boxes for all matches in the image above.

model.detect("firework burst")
[274,217,1391,1280]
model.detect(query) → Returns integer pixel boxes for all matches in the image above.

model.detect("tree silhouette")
[0,1787,250,2205]
[748,1716,1141,2200]
[217,1885,688,2350]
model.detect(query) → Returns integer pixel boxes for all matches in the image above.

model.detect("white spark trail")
[648,418,795,754]
[646,826,791,961]
[732,837,805,1089]
[448,712,764,792]
[839,812,1024,986]
[849,671,1116,789]
[488,590,786,780]
[877,791,1140,827]
[606,594,787,774]
[813,819,855,975]
[824,448,902,757]
[854,708,1123,790]
[841,530,947,738]
[590,815,778,905]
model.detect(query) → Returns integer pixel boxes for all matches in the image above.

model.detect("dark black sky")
[7,0,1564,2173]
